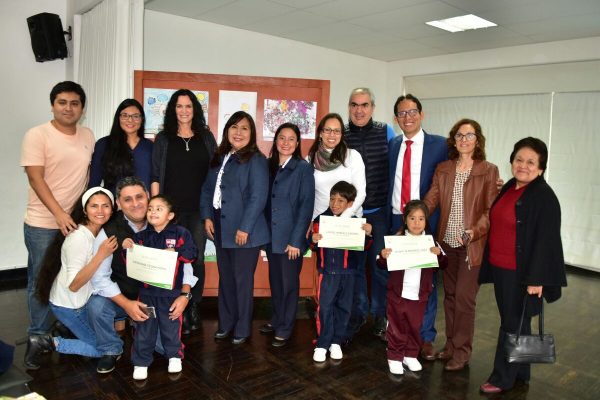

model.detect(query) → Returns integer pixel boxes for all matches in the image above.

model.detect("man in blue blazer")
[388,94,448,360]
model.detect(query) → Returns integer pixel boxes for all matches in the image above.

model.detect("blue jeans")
[87,294,164,356]
[86,295,125,356]
[50,302,102,358]
[24,223,58,335]
[390,213,437,343]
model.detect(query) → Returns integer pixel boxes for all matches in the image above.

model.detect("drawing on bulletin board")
[263,99,317,139]
[143,88,209,135]
[217,90,257,142]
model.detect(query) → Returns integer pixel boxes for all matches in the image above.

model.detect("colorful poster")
[217,90,257,142]
[143,88,209,135]
[263,99,317,139]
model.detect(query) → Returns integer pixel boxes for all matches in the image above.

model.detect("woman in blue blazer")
[259,123,315,347]
[200,111,269,344]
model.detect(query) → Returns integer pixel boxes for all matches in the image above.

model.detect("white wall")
[1,0,67,270]
[143,10,390,123]
[386,36,600,99]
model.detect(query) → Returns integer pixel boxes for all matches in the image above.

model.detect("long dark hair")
[212,111,261,166]
[398,199,431,236]
[162,89,209,139]
[36,190,113,305]
[307,113,348,167]
[268,123,302,176]
[101,99,145,190]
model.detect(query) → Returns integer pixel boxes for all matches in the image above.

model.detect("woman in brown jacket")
[423,118,499,371]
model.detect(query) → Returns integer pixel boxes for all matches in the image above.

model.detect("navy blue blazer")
[388,131,448,231]
[266,157,315,254]
[200,152,270,248]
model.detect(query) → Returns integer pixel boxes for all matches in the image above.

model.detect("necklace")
[180,136,192,151]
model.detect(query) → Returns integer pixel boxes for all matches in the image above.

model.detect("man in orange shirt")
[21,81,95,369]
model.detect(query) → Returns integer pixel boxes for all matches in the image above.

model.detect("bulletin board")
[134,70,330,297]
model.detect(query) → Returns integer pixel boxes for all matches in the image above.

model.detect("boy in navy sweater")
[123,195,198,380]
[311,181,372,362]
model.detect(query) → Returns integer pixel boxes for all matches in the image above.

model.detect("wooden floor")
[1,268,599,400]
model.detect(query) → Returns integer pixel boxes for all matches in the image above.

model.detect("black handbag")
[504,294,556,364]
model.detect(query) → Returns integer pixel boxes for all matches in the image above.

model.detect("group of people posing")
[20,82,566,393]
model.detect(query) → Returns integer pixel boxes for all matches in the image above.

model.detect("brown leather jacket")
[423,159,499,268]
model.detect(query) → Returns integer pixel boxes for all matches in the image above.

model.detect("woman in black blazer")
[200,111,269,344]
[259,123,315,347]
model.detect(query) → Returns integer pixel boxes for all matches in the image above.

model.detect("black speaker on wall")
[27,13,68,62]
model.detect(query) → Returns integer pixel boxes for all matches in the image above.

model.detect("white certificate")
[318,215,366,251]
[384,235,439,271]
[126,244,178,290]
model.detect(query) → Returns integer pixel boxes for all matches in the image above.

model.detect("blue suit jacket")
[388,131,448,231]
[200,152,270,248]
[267,158,315,254]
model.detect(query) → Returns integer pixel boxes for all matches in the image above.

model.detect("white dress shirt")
[392,129,425,215]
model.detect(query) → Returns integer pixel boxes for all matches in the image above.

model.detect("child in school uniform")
[123,195,198,380]
[379,200,446,375]
[310,181,372,362]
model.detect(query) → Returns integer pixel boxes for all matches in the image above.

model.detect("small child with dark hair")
[310,181,372,362]
[123,195,198,380]
[378,199,446,375]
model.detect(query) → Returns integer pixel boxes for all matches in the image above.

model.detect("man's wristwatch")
[180,292,192,300]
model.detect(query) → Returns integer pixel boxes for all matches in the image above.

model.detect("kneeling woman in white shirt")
[25,187,118,370]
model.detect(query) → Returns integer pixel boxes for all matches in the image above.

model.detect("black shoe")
[259,323,275,334]
[214,330,230,340]
[231,337,247,345]
[51,320,75,339]
[373,316,388,337]
[97,354,122,374]
[24,334,53,370]
[271,337,288,347]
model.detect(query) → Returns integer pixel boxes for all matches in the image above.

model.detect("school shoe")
[388,360,404,375]
[168,358,182,373]
[373,316,387,337]
[420,342,436,361]
[259,323,275,334]
[402,357,422,372]
[133,366,148,380]
[23,334,53,370]
[313,347,327,362]
[97,354,122,374]
[329,344,343,360]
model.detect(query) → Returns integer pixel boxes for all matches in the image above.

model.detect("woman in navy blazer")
[200,111,269,344]
[259,123,315,347]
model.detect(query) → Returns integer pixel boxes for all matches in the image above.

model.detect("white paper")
[126,244,178,290]
[217,90,257,143]
[384,235,439,271]
[318,215,366,251]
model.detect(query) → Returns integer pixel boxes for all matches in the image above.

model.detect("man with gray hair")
[344,88,396,342]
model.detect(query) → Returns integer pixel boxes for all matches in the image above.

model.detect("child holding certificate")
[123,195,198,380]
[310,181,372,362]
[379,200,446,375]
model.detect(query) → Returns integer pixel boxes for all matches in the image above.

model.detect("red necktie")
[401,140,413,213]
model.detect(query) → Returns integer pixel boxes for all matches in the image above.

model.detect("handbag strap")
[515,294,545,340]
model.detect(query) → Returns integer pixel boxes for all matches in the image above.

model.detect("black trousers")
[488,266,538,389]
[177,211,206,301]
[267,252,303,339]
[213,209,259,338]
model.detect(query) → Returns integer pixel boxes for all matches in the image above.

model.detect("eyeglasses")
[395,109,420,118]
[119,113,142,122]
[322,127,342,135]
[454,133,477,142]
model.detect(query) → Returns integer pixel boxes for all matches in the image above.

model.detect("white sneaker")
[329,344,343,360]
[403,356,422,372]
[168,357,182,373]
[133,366,148,380]
[388,360,404,375]
[313,347,327,362]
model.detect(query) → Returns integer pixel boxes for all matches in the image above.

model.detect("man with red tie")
[388,94,448,361]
